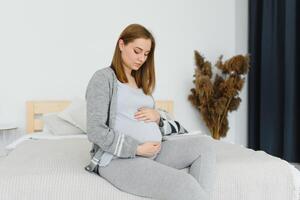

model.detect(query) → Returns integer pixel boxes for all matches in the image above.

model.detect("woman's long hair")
[111,24,156,95]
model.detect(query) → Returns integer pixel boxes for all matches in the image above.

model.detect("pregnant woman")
[85,24,216,200]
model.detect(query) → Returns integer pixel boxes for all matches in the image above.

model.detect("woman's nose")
[138,55,146,62]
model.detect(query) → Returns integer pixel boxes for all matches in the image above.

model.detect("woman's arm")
[86,70,140,158]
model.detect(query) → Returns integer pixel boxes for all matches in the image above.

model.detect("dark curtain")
[248,0,300,162]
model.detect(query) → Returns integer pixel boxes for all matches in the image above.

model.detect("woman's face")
[119,38,151,71]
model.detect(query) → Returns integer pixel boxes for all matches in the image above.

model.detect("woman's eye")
[134,49,149,57]
[134,50,141,54]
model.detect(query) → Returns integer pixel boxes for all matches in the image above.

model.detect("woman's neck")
[123,66,134,81]
[122,65,138,88]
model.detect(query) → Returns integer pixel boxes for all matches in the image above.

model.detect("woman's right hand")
[136,142,161,157]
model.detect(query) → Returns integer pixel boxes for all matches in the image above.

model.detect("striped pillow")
[157,109,188,136]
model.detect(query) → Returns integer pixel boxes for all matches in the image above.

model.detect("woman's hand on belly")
[134,107,160,124]
[136,142,161,157]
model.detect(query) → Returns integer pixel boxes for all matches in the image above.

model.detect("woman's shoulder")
[94,66,114,77]
[90,66,115,82]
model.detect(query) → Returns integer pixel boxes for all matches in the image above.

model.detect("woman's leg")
[98,156,208,200]
[155,136,217,194]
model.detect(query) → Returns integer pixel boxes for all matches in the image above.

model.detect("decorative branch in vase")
[188,51,250,139]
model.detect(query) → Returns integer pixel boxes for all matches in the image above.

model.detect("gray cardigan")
[84,66,187,173]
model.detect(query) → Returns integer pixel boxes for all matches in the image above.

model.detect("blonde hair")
[111,24,156,95]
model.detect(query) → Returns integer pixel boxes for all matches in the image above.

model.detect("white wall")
[0,0,249,146]
[234,0,249,146]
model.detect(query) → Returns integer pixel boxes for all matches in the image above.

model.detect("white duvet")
[0,132,299,200]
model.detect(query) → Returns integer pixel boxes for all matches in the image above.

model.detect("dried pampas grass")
[188,51,250,139]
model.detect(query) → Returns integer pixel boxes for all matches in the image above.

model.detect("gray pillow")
[43,113,84,136]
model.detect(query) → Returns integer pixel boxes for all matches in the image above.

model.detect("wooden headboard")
[26,100,174,134]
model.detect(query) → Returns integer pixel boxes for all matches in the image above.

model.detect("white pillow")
[43,113,84,136]
[57,97,87,133]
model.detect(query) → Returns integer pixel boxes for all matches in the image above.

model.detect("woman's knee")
[193,137,216,153]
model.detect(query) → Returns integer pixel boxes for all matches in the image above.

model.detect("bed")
[0,100,299,200]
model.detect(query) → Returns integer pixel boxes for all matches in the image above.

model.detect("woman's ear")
[118,39,124,51]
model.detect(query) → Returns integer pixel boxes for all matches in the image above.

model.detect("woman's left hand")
[134,107,160,124]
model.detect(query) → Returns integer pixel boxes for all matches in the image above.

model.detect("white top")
[98,80,162,166]
[114,80,162,144]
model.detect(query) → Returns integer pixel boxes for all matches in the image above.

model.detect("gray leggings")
[98,136,216,200]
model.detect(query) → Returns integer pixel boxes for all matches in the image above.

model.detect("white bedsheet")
[1,132,299,200]
[1,137,147,200]
[5,131,87,150]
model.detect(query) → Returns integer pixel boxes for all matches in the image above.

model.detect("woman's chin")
[132,65,140,70]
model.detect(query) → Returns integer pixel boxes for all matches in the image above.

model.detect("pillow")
[156,108,188,136]
[157,108,175,121]
[162,130,204,141]
[57,97,87,133]
[43,113,84,136]
[159,118,188,136]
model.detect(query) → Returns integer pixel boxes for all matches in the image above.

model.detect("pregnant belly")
[114,115,162,144]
